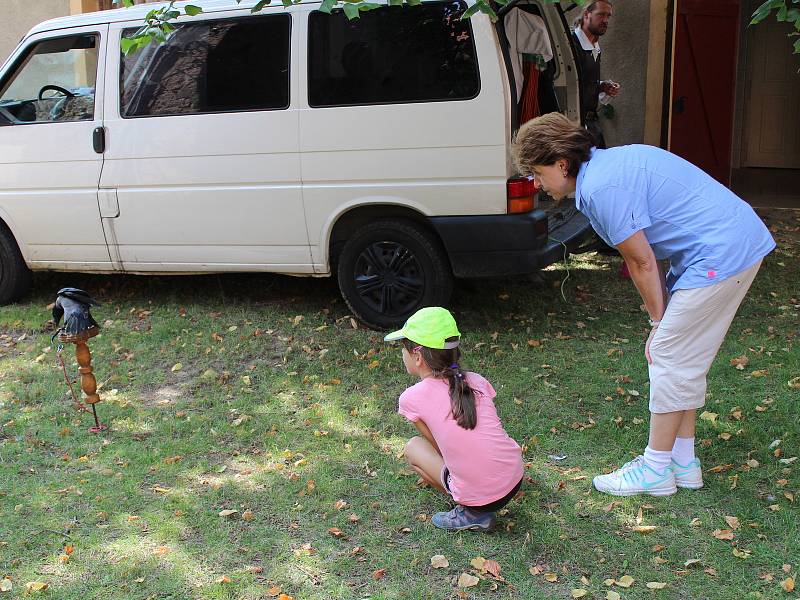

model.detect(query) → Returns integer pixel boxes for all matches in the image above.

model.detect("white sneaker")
[593,456,677,497]
[672,458,703,489]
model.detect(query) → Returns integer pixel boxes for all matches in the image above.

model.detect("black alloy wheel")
[337,219,453,330]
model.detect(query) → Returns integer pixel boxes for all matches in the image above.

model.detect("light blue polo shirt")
[575,145,775,292]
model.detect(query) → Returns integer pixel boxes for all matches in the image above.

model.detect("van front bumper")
[428,210,592,278]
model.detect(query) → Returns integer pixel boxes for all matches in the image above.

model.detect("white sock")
[643,446,672,474]
[671,437,695,465]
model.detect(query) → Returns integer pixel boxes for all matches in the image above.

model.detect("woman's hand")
[645,325,658,365]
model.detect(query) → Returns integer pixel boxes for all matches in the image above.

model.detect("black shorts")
[442,467,523,513]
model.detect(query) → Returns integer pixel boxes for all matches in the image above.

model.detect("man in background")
[572,0,620,149]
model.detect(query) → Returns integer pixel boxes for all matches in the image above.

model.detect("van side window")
[120,15,290,118]
[0,35,98,125]
[308,1,480,107]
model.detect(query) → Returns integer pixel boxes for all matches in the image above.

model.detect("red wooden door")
[669,0,740,186]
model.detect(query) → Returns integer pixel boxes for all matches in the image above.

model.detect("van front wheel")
[337,220,453,330]
[0,223,31,305]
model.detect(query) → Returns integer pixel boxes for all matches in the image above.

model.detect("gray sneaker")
[431,505,495,531]
[672,458,703,489]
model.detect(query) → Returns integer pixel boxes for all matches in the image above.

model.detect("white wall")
[2,0,71,67]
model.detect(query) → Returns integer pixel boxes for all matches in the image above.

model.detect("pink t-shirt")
[398,373,524,506]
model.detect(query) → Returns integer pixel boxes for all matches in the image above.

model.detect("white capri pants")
[648,260,762,414]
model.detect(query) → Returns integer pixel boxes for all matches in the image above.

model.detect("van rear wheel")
[0,223,31,305]
[337,219,453,330]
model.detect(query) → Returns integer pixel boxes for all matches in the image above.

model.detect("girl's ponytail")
[445,358,477,430]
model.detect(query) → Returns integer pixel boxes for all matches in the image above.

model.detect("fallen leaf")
[718,432,732,440]
[699,411,718,422]
[215,575,231,584]
[484,559,501,578]
[153,546,170,557]
[24,582,48,593]
[266,588,282,597]
[218,509,238,518]
[242,509,254,521]
[604,579,616,586]
[712,529,735,540]
[544,572,558,582]
[603,501,621,512]
[646,582,668,589]
[684,559,701,568]
[732,548,751,559]
[328,527,346,538]
[781,577,795,592]
[633,525,658,534]
[430,555,449,569]
[616,575,635,588]
[458,573,480,588]
[277,595,294,600]
[171,362,183,373]
[0,579,11,592]
[724,516,740,530]
[606,592,621,600]
[571,589,588,598]
[730,355,749,369]
[372,569,386,581]
[470,557,486,571]
[529,566,543,576]
[334,499,347,510]
[751,369,769,377]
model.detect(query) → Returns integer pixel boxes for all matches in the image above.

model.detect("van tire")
[0,223,32,305]
[337,219,453,330]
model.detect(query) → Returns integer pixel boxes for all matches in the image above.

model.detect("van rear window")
[308,1,480,107]
[120,14,290,118]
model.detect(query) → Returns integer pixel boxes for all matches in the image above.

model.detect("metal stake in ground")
[52,288,107,433]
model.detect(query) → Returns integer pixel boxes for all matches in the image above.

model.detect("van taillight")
[507,176,539,214]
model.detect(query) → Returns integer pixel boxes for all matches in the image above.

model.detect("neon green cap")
[383,307,461,349]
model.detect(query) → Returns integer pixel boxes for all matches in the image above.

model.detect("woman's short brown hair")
[512,112,594,178]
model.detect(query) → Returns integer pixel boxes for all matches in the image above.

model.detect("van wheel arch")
[334,212,454,330]
[0,219,32,305]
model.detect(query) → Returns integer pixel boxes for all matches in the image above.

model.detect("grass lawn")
[0,209,798,599]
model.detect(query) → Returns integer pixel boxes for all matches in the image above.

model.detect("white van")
[0,0,592,328]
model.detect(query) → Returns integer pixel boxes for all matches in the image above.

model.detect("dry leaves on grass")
[457,573,480,588]
[430,555,449,569]
[470,556,502,579]
[712,529,735,540]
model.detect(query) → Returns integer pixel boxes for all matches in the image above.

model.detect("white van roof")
[27,0,318,37]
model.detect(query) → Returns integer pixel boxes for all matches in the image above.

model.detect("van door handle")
[93,126,105,154]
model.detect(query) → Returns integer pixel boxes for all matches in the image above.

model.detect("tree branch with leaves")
[750,0,800,54]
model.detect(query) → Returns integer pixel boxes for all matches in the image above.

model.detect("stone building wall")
[2,0,71,65]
